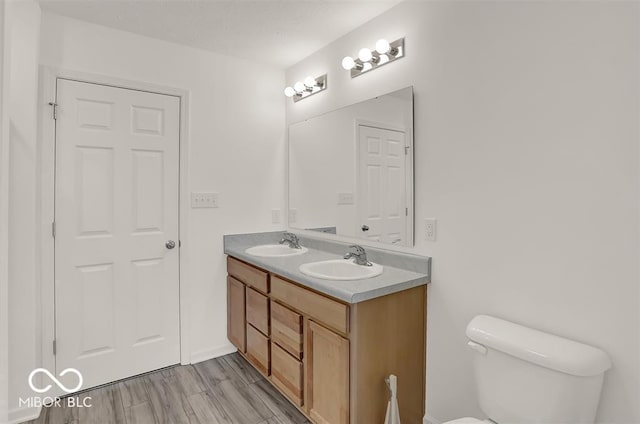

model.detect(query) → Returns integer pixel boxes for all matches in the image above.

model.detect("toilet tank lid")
[466,315,612,377]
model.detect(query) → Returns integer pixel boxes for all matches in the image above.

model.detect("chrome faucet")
[279,232,302,249]
[344,245,372,266]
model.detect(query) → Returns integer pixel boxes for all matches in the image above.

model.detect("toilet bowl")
[443,315,611,424]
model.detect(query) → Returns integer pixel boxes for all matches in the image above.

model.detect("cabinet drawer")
[271,301,302,359]
[227,256,269,294]
[246,324,270,376]
[246,287,269,336]
[271,275,348,334]
[271,342,303,406]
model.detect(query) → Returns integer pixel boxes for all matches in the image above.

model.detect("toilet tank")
[466,315,611,424]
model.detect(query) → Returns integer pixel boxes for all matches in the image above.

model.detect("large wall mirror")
[288,86,414,247]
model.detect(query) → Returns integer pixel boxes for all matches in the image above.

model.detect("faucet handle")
[281,232,295,241]
[348,245,366,255]
[345,245,372,266]
[280,232,301,249]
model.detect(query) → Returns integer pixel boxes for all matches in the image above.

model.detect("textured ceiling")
[38,0,402,68]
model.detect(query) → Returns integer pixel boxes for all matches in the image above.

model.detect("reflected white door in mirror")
[358,124,409,245]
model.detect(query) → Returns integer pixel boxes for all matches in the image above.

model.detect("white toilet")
[444,315,612,424]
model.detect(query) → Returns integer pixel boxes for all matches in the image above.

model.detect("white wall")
[38,11,285,357]
[3,10,285,421]
[5,1,41,422]
[286,2,640,423]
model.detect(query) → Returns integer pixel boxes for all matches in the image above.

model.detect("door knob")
[361,225,369,232]
[165,240,176,250]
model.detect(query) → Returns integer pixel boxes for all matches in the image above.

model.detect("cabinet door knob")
[165,240,176,250]
[361,225,370,232]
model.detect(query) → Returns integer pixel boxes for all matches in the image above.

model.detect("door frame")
[38,67,191,396]
[354,119,414,247]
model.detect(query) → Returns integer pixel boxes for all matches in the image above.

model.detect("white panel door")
[54,79,180,390]
[358,125,407,245]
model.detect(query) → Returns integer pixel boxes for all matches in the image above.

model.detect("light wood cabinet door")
[227,276,246,352]
[306,321,349,424]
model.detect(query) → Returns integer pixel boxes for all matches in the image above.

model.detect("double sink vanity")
[226,85,425,423]
[224,231,431,424]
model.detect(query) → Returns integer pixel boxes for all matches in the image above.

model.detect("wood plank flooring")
[28,353,310,424]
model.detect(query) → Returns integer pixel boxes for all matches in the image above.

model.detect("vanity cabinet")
[226,255,426,424]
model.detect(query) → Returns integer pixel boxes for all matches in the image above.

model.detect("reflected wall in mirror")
[289,86,414,247]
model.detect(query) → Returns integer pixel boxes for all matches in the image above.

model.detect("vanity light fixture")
[341,38,405,78]
[284,74,327,103]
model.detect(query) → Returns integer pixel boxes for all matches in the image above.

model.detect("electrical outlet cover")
[289,209,298,223]
[425,218,437,241]
[337,192,354,205]
[272,209,281,224]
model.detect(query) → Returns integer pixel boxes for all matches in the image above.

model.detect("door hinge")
[48,102,58,120]
[53,339,57,355]
[52,222,56,238]
[405,146,410,155]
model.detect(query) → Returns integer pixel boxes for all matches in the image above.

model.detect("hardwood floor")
[28,353,310,424]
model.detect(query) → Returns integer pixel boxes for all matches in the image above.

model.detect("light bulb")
[375,39,391,54]
[294,82,305,93]
[378,54,390,65]
[362,62,373,72]
[358,48,373,62]
[284,86,296,97]
[304,76,317,88]
[342,56,355,70]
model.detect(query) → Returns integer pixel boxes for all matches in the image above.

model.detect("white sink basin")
[245,244,309,257]
[299,259,383,281]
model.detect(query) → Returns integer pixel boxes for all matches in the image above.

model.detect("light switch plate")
[191,192,219,208]
[337,192,354,205]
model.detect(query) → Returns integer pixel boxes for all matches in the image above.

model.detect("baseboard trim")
[424,414,442,424]
[8,405,41,424]
[190,344,237,364]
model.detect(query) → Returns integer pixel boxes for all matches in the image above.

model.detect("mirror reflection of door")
[358,124,408,245]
